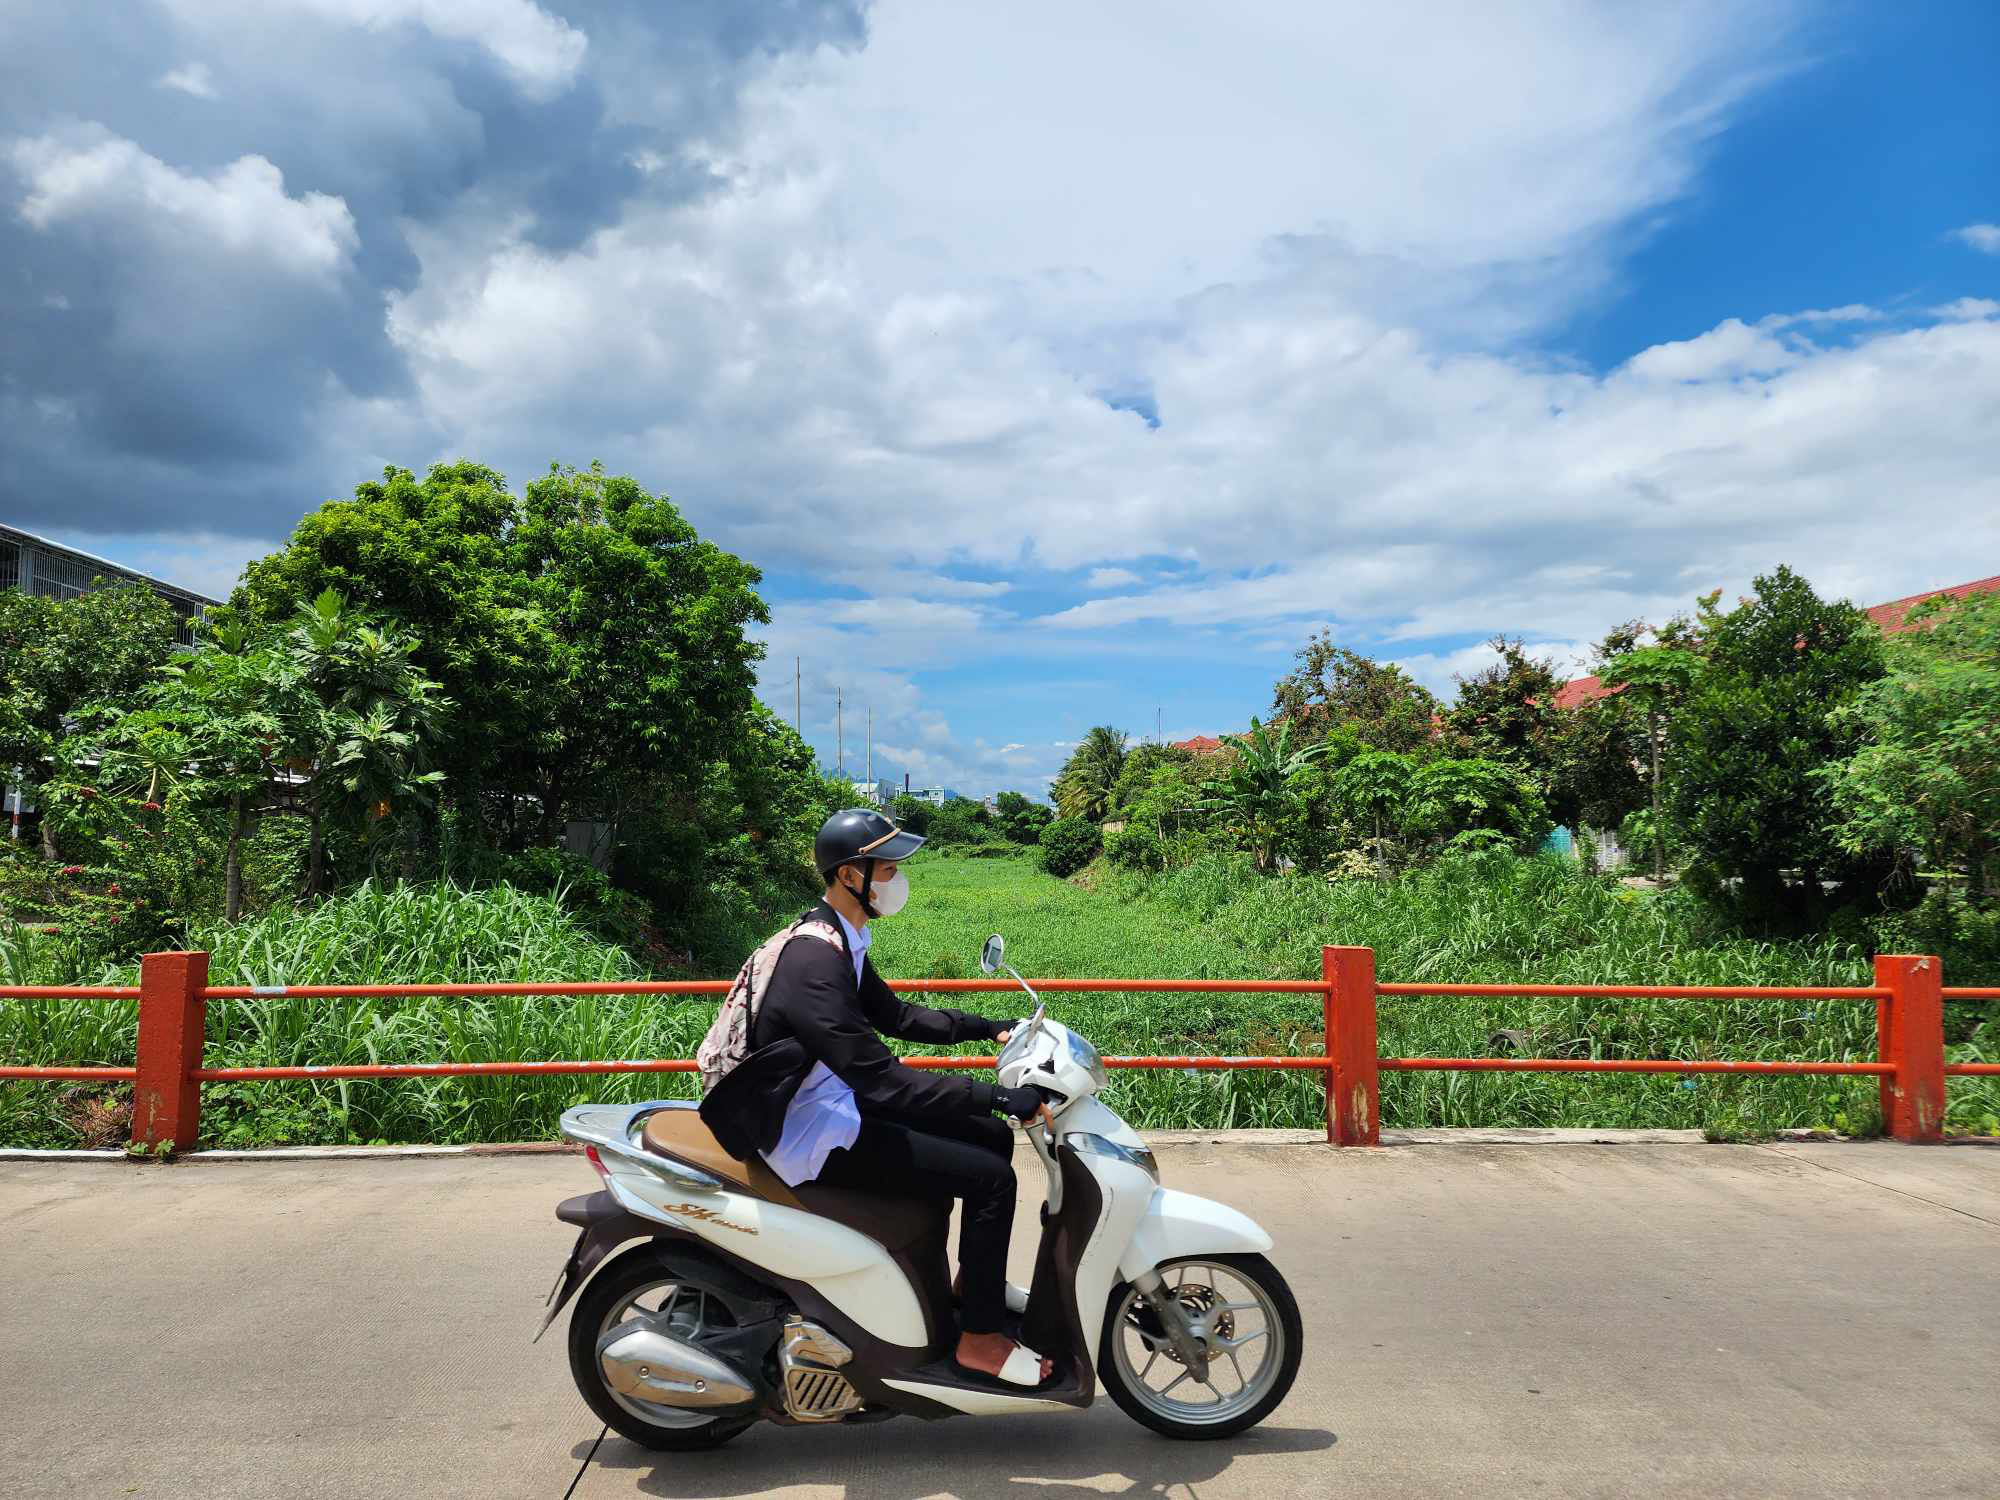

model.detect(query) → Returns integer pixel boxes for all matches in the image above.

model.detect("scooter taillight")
[585,1144,609,1179]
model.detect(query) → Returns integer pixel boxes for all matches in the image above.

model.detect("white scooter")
[542,933,1302,1448]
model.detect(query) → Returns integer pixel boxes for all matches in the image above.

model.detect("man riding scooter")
[699,809,1056,1388]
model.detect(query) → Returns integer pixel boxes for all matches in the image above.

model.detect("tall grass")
[3,855,1993,1146]
[0,881,719,1149]
[871,851,1998,1138]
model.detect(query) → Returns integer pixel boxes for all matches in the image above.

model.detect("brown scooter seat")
[641,1107,948,1251]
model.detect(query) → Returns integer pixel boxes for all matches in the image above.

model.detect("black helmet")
[815,807,925,882]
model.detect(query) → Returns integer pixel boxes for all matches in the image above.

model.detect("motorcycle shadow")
[572,1415,1337,1499]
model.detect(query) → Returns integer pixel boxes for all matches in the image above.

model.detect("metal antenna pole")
[837,688,844,777]
[868,707,873,790]
[795,657,800,733]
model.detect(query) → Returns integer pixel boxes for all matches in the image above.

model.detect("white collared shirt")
[761,910,867,1187]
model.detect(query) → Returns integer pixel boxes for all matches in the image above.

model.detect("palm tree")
[1053,725,1129,822]
[1199,717,1327,869]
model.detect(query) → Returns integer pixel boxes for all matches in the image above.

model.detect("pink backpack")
[695,915,844,1093]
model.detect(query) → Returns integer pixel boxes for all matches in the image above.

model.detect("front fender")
[1117,1186,1274,1283]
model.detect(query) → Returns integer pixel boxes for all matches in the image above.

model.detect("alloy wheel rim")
[1109,1261,1283,1425]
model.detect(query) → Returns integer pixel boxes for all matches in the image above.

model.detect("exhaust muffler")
[597,1323,757,1409]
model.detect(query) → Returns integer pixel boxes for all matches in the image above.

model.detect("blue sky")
[4,0,1997,800]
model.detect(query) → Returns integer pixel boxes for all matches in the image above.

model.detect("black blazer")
[699,903,1007,1160]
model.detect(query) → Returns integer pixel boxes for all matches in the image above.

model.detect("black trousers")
[812,1109,1017,1334]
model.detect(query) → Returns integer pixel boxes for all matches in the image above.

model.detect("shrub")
[1105,824,1164,872]
[1038,816,1102,878]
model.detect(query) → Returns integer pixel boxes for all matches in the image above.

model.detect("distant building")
[903,786,961,807]
[1171,735,1226,755]
[855,779,900,808]
[1,523,220,646]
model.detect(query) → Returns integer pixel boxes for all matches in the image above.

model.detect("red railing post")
[1323,945,1380,1146]
[132,950,209,1154]
[1875,953,1944,1143]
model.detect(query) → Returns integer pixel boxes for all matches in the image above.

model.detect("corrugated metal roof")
[0,523,223,606]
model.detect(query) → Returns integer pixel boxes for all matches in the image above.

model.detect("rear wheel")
[1097,1253,1302,1440]
[568,1247,759,1451]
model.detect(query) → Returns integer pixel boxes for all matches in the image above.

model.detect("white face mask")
[850,866,909,918]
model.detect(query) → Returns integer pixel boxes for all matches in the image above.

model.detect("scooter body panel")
[1117,1186,1275,1284]
[1064,1150,1157,1368]
[601,1166,929,1346]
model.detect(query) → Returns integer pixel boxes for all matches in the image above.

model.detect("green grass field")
[2,850,1993,1147]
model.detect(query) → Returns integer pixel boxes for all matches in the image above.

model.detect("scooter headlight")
[1065,1029,1107,1091]
[1065,1132,1160,1182]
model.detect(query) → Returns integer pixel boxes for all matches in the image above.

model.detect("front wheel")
[1097,1253,1302,1440]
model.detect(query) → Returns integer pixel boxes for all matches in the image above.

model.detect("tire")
[1096,1252,1303,1440]
[568,1246,760,1452]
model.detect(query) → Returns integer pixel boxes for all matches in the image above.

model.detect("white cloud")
[157,62,218,99]
[1084,567,1141,590]
[827,569,1011,599]
[1950,223,2000,255]
[26,2,2000,796]
[1623,317,1796,380]
[161,0,587,101]
[1931,297,2000,323]
[9,128,357,279]
[1764,303,1880,327]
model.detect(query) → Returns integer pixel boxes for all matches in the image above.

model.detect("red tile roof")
[1864,575,2000,634]
[1172,735,1225,755]
[1550,674,1622,710]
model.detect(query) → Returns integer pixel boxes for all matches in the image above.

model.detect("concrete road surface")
[2,1137,1996,1499]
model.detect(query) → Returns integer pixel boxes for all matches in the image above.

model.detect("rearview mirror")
[979,933,1005,974]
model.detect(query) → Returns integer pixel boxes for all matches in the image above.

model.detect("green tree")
[1272,634,1440,754]
[226,461,553,853]
[1600,644,1704,884]
[1198,717,1328,870]
[1819,589,2000,908]
[512,462,767,851]
[1445,637,1562,766]
[71,596,448,919]
[1403,757,1548,851]
[97,622,297,921]
[1448,636,1642,844]
[1668,566,1888,927]
[1538,699,1646,838]
[280,592,450,895]
[926,797,990,846]
[0,584,180,858]
[1038,815,1102,878]
[1052,726,1128,822]
[890,794,935,836]
[1109,742,1192,811]
[1329,749,1416,844]
[993,791,1053,845]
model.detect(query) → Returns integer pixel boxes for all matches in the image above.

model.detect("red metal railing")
[1,947,1992,1152]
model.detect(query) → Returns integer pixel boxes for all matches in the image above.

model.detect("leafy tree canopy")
[1272,633,1440,754]
[0,584,179,854]
[1819,588,2000,907]
[1667,565,1888,926]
